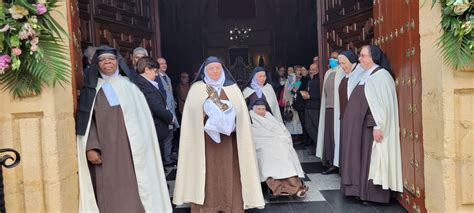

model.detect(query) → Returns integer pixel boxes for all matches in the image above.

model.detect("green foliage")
[0,0,70,99]
[431,0,473,70]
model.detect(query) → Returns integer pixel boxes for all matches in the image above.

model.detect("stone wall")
[419,3,474,213]
[0,3,78,213]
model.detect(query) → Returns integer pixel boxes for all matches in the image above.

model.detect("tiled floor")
[167,143,406,213]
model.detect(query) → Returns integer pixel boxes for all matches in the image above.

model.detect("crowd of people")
[76,44,402,213]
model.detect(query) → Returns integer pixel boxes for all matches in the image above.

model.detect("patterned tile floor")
[167,143,406,213]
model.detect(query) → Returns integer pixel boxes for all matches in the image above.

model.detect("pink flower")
[0,55,12,70]
[19,31,29,40]
[31,37,39,45]
[35,3,47,15]
[24,23,36,36]
[30,44,39,52]
[12,48,22,56]
[0,24,10,32]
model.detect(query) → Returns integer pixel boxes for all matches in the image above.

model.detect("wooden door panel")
[408,0,426,212]
[373,1,426,212]
[321,0,374,64]
[400,0,417,209]
[78,0,159,65]
[384,3,414,206]
[67,0,84,114]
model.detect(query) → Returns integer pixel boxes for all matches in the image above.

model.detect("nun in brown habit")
[173,56,265,212]
[340,45,403,204]
[336,50,364,176]
[76,46,171,213]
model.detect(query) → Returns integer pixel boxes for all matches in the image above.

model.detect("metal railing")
[0,148,21,213]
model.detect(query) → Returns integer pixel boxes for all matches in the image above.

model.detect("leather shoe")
[322,167,339,175]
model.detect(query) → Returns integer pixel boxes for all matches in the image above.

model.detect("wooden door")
[67,0,84,113]
[78,0,161,70]
[374,0,426,212]
[316,0,374,75]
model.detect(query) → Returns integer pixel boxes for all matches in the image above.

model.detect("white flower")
[37,0,47,4]
[9,5,29,20]
[453,0,470,15]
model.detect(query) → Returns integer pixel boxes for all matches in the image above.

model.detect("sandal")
[296,189,306,198]
[296,186,309,198]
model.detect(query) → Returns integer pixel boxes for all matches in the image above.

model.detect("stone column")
[419,3,474,213]
[0,2,78,213]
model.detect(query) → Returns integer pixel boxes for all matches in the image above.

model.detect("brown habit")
[86,90,145,213]
[338,77,348,120]
[191,90,244,213]
[338,77,348,172]
[265,176,303,196]
[322,108,335,166]
[340,71,390,203]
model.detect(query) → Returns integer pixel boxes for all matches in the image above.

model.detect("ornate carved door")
[78,0,161,71]
[316,0,374,74]
[374,0,426,212]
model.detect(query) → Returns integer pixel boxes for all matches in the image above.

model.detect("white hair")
[133,47,148,57]
[84,46,97,61]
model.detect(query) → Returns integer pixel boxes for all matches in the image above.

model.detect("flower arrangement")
[0,0,69,98]
[432,0,473,70]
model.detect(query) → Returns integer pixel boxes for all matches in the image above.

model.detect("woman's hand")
[87,150,102,165]
[373,129,383,143]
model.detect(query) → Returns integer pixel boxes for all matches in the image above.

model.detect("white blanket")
[250,111,305,182]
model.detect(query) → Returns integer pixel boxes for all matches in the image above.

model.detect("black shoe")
[293,140,303,145]
[322,168,339,175]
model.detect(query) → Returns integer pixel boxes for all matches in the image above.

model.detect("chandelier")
[229,24,252,43]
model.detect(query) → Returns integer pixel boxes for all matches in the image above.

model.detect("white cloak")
[76,76,172,213]
[173,81,265,209]
[365,69,403,192]
[250,111,305,182]
[316,67,343,167]
[243,84,283,123]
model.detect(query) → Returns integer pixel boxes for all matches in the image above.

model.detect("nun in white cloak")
[243,66,283,123]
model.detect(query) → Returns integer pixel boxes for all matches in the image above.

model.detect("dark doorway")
[158,0,318,85]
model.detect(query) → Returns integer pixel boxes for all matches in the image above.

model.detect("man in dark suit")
[134,56,176,166]
[301,63,321,155]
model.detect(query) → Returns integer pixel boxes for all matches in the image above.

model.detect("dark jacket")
[292,76,310,111]
[305,73,321,110]
[135,75,174,141]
